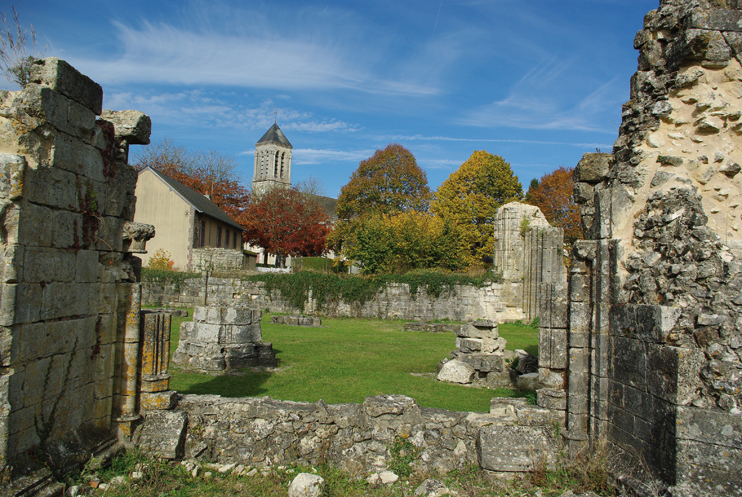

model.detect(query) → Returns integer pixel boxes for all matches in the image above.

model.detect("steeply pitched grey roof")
[141,167,244,231]
[256,123,292,148]
[308,194,338,223]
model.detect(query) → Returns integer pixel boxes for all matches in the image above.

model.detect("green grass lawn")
[167,311,539,413]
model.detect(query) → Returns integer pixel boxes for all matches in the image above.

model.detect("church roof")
[256,123,292,149]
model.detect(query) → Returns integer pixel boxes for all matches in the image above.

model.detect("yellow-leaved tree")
[432,151,523,266]
[341,211,470,274]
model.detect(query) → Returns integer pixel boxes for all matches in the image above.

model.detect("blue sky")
[14,0,657,198]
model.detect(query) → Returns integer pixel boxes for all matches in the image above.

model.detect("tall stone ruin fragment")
[564,1,742,494]
[0,57,158,492]
[492,201,568,324]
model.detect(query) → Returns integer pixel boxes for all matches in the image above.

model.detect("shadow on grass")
[170,347,284,398]
[172,368,272,397]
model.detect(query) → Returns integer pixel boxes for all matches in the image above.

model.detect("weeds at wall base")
[59,448,619,497]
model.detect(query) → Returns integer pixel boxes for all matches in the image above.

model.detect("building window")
[199,220,205,247]
[217,226,222,247]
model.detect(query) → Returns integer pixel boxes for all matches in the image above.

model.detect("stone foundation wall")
[142,277,526,322]
[164,394,561,475]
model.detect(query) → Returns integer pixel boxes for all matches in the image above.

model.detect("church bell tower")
[253,122,292,195]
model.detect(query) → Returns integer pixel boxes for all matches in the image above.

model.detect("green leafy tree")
[432,150,523,265]
[0,6,44,87]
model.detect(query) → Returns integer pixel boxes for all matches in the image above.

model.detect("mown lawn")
[167,311,539,413]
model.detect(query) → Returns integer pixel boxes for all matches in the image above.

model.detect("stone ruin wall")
[147,394,562,476]
[142,277,526,323]
[492,201,567,324]
[569,0,742,493]
[0,58,154,474]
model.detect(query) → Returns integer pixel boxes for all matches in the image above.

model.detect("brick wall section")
[0,58,151,469]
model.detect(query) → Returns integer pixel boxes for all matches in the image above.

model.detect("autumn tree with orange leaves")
[242,187,330,267]
[330,143,431,254]
[525,166,582,247]
[133,138,251,226]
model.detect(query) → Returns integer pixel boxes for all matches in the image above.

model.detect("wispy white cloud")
[238,147,374,165]
[104,90,358,134]
[459,57,625,132]
[71,10,441,96]
[379,133,613,149]
[292,148,376,165]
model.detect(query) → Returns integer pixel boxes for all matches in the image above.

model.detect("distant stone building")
[134,167,246,271]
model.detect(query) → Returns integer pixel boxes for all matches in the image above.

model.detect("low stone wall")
[142,277,525,322]
[164,394,561,475]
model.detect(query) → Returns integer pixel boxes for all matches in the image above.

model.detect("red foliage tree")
[242,187,330,264]
[526,166,583,245]
[133,138,251,224]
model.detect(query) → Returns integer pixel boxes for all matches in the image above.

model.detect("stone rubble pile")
[270,314,322,327]
[403,322,456,333]
[172,305,276,371]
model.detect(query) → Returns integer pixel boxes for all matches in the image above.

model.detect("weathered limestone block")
[436,360,475,384]
[575,153,612,183]
[477,425,558,472]
[29,57,103,114]
[271,314,322,327]
[288,473,325,497]
[99,109,151,145]
[516,373,539,391]
[0,154,26,201]
[452,352,504,373]
[134,410,187,459]
[404,321,455,333]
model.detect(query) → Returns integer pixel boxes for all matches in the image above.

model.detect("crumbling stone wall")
[163,394,561,475]
[568,1,742,493]
[0,58,152,477]
[142,277,526,322]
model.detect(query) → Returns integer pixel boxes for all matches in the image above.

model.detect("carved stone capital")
[122,221,155,253]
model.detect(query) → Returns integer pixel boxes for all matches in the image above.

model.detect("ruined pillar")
[139,311,177,410]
